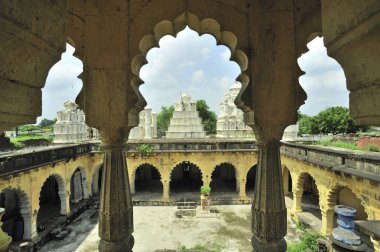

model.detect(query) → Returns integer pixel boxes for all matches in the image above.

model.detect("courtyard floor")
[39,197,316,252]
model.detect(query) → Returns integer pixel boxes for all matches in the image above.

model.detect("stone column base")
[252,236,287,252]
[98,234,134,252]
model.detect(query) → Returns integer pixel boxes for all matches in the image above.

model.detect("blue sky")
[39,28,348,122]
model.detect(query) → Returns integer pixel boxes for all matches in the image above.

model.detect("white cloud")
[38,44,83,122]
[40,30,348,125]
[192,70,205,83]
[298,37,348,115]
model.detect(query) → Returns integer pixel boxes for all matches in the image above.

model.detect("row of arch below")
[127,162,258,195]
[282,166,369,230]
[0,167,90,241]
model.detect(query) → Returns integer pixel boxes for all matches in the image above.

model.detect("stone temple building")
[166,92,206,139]
[129,107,157,140]
[53,101,99,143]
[216,82,255,139]
[0,2,379,251]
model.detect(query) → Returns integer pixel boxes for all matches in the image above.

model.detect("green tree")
[39,118,57,128]
[157,105,175,135]
[196,99,217,135]
[18,124,41,134]
[298,107,370,135]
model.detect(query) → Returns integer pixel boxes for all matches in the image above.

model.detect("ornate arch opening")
[0,188,31,240]
[70,167,89,207]
[130,12,250,122]
[170,161,203,194]
[328,185,368,221]
[246,164,257,196]
[297,172,320,218]
[210,163,237,194]
[37,174,66,230]
[92,164,103,195]
[134,163,163,194]
[282,166,292,196]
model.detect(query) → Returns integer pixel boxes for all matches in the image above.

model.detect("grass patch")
[10,134,53,148]
[287,232,324,252]
[314,140,379,152]
[178,244,222,252]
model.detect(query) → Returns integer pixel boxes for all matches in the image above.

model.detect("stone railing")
[281,142,380,182]
[0,143,99,177]
[126,138,257,152]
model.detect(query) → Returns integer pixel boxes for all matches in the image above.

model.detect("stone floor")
[38,197,311,252]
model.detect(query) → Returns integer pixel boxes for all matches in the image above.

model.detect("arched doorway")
[210,163,237,194]
[0,189,31,240]
[70,167,88,207]
[170,161,202,194]
[37,175,65,231]
[92,165,103,195]
[299,173,320,218]
[134,164,163,194]
[282,166,292,196]
[246,165,257,196]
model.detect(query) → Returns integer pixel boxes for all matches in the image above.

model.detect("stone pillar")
[130,176,136,194]
[58,189,69,215]
[320,207,335,236]
[98,128,134,252]
[282,170,291,196]
[292,190,303,213]
[162,179,170,201]
[82,177,90,199]
[251,140,287,252]
[239,179,247,198]
[152,113,157,138]
[19,199,35,240]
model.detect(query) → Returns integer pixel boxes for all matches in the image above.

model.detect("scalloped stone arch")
[169,161,204,187]
[326,184,369,217]
[70,166,90,200]
[294,172,320,193]
[0,187,33,240]
[132,163,163,181]
[37,173,67,215]
[130,12,250,114]
[210,162,238,181]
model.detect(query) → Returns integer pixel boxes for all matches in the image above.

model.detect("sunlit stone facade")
[217,82,255,139]
[129,107,157,140]
[53,101,99,143]
[166,93,206,139]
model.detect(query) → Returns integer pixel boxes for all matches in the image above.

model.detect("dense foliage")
[196,99,217,135]
[157,105,175,136]
[298,107,370,135]
[39,118,57,128]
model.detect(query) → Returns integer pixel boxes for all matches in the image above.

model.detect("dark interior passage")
[37,176,61,230]
[246,165,257,194]
[0,190,24,241]
[210,163,236,192]
[170,162,202,193]
[135,164,163,193]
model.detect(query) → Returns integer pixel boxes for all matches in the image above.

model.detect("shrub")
[367,145,379,152]
[135,144,154,153]
[287,232,324,252]
[200,185,211,196]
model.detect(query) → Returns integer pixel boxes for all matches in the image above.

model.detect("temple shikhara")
[217,82,255,139]
[166,92,206,139]
[0,1,379,252]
